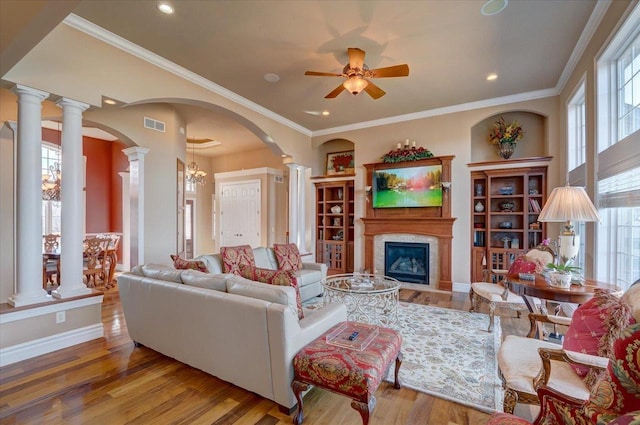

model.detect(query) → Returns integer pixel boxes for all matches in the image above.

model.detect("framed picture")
[326,150,355,175]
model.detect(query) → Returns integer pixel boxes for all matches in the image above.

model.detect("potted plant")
[545,260,581,288]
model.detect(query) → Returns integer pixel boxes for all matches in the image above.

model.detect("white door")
[219,180,261,248]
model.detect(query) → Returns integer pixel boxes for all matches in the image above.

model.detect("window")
[567,80,586,171]
[42,143,61,235]
[595,5,640,291]
[617,34,640,140]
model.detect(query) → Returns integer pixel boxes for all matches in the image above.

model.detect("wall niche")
[470,111,547,163]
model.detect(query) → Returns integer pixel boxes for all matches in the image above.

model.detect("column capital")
[286,162,300,170]
[123,146,150,161]
[11,84,49,101]
[56,97,90,112]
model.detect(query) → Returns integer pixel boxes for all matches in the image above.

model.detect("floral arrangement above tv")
[372,165,443,208]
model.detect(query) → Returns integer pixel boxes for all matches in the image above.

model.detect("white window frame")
[595,3,640,290]
[567,77,587,172]
[42,142,61,235]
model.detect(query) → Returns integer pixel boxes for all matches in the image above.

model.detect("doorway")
[219,180,261,248]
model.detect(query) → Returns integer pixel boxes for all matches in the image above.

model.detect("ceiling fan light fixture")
[343,77,368,95]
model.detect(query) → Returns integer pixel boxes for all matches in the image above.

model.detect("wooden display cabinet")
[470,163,548,283]
[314,179,354,275]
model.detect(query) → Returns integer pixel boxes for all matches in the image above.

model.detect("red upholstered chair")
[488,322,640,425]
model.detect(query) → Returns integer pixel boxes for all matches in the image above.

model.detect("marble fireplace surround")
[362,217,456,291]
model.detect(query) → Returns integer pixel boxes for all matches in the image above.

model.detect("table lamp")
[537,184,600,264]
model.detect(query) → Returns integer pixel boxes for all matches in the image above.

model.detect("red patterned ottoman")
[291,322,402,425]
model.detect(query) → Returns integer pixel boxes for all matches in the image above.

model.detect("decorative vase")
[474,201,485,212]
[550,272,572,288]
[498,142,515,159]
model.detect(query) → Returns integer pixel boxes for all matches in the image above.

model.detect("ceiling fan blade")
[363,80,386,99]
[305,71,343,77]
[369,64,410,78]
[348,47,366,70]
[325,84,346,99]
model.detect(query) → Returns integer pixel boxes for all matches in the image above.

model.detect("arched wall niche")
[314,138,355,176]
[470,111,548,163]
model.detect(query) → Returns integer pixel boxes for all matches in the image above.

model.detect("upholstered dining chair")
[487,322,640,425]
[496,285,638,415]
[82,237,110,288]
[469,245,554,332]
[42,233,60,289]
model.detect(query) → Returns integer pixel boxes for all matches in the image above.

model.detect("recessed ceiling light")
[157,3,174,14]
[281,154,288,158]
[481,0,508,16]
[486,73,498,81]
[321,110,330,116]
[264,73,280,83]
[104,99,116,105]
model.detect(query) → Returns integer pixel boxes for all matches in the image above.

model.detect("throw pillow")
[273,243,303,271]
[562,289,635,385]
[170,254,208,273]
[507,256,537,278]
[220,245,255,275]
[238,264,303,319]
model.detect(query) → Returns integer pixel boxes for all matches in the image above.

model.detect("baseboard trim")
[0,323,104,367]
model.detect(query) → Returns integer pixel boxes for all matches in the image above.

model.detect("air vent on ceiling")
[144,117,166,132]
[274,175,284,184]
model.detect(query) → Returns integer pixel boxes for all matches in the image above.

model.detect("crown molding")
[63,14,312,137]
[311,87,558,137]
[555,0,611,93]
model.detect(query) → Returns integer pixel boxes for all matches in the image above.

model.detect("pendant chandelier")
[42,123,62,201]
[186,139,207,185]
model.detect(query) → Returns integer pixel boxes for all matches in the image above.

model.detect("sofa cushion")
[253,247,278,270]
[170,255,208,273]
[220,245,255,274]
[180,269,230,292]
[273,243,303,271]
[563,289,635,384]
[239,264,303,319]
[226,274,299,319]
[140,264,183,283]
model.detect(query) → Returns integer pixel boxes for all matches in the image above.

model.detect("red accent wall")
[42,128,128,236]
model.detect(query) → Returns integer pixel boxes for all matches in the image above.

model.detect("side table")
[291,322,402,425]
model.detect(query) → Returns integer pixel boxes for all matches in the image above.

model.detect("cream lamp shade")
[343,76,368,95]
[537,185,600,264]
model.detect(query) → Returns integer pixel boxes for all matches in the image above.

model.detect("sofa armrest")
[301,262,327,277]
[534,347,608,389]
[266,302,347,408]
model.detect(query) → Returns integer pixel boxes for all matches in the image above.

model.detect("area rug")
[384,302,503,413]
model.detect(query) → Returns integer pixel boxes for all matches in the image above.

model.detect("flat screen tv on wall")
[372,165,443,208]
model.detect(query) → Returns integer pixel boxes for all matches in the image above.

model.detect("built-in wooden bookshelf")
[313,177,355,275]
[469,160,549,283]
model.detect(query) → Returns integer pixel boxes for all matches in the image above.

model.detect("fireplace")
[385,242,429,284]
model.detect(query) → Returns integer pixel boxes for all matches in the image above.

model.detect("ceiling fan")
[305,47,409,100]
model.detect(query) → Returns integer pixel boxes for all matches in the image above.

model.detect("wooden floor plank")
[0,285,531,424]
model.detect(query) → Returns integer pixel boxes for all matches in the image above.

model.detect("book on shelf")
[529,198,541,213]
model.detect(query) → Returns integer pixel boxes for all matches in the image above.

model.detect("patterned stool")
[291,322,403,425]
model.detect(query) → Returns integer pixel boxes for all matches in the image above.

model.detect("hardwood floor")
[0,286,530,425]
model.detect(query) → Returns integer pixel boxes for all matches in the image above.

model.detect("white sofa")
[194,247,326,302]
[117,264,347,410]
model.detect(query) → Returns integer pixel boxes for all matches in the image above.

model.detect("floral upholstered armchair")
[488,322,640,425]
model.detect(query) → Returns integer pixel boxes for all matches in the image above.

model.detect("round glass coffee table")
[322,273,401,326]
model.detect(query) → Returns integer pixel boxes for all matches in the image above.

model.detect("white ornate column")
[119,171,131,271]
[8,85,51,307]
[123,147,150,267]
[296,165,308,251]
[287,163,299,246]
[53,98,91,299]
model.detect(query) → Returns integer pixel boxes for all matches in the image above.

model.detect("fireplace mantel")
[362,217,456,290]
[361,156,456,291]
